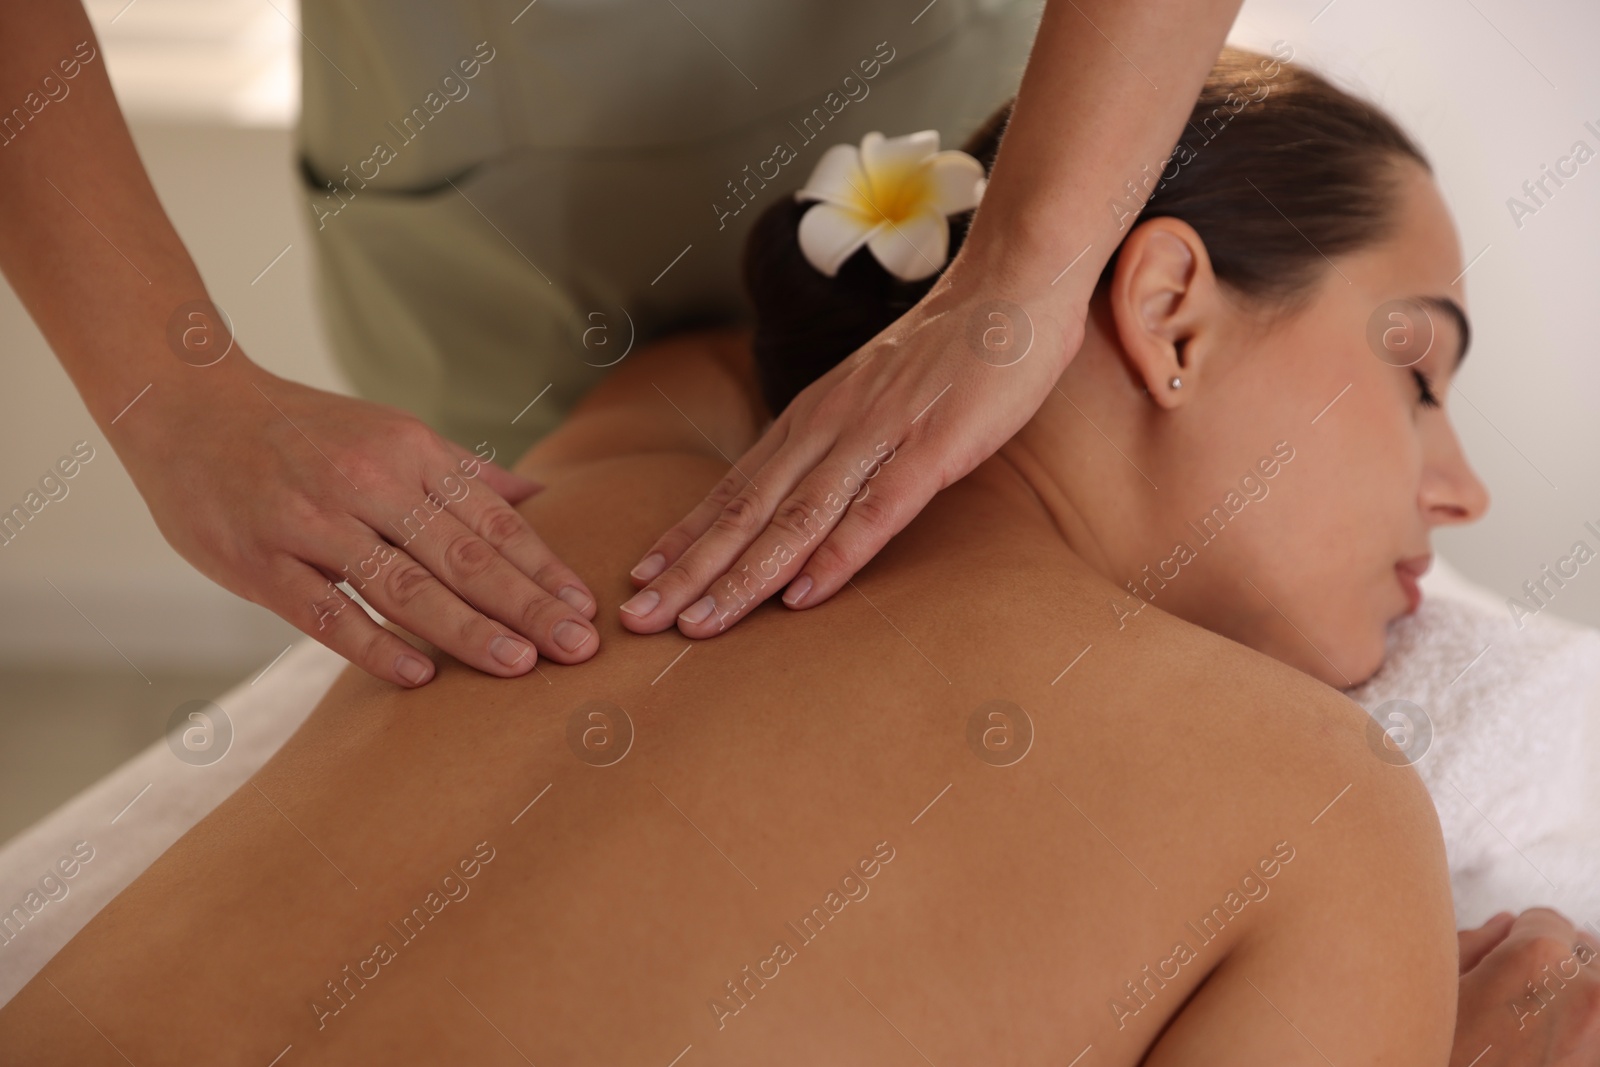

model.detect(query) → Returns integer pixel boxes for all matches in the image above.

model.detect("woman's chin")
[1265,626,1388,691]
[1334,628,1391,690]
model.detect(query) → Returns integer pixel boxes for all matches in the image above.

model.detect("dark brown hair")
[744,47,1429,414]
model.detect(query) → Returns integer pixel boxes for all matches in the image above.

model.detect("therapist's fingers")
[435,439,593,620]
[1458,911,1517,973]
[446,491,597,621]
[383,506,599,663]
[624,416,802,593]
[275,560,438,688]
[625,433,913,636]
[1451,906,1600,1066]
[310,522,547,678]
[619,281,1084,639]
[116,363,605,689]
[617,405,841,633]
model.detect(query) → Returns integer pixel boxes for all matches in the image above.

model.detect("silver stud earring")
[1169,376,1183,390]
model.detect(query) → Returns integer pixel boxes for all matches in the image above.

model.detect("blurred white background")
[0,0,1596,842]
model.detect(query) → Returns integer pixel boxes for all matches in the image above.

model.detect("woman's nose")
[1420,421,1489,526]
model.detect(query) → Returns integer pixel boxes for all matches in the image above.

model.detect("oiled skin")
[0,331,1457,1065]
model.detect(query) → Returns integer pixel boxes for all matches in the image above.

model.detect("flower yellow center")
[850,161,930,226]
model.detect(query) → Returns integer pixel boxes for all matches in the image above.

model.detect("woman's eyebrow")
[1417,295,1471,370]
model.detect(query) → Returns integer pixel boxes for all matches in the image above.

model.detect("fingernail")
[631,553,667,582]
[490,634,534,668]
[557,585,593,613]
[678,596,715,625]
[396,654,433,686]
[620,588,660,618]
[783,575,813,608]
[553,619,593,653]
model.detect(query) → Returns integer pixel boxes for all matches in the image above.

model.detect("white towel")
[1348,560,1600,930]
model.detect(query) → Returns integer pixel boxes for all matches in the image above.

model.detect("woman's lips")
[1395,555,1433,615]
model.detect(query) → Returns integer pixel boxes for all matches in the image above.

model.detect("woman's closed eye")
[1412,369,1441,408]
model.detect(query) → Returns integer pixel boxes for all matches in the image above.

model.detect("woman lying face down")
[2,50,1533,1067]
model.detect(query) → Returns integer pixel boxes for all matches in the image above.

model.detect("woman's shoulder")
[1069,599,1450,922]
[931,527,1448,887]
[1036,580,1440,828]
[935,501,1427,813]
[1107,618,1459,1063]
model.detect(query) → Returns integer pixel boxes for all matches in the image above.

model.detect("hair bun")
[742,198,958,416]
[743,114,1011,415]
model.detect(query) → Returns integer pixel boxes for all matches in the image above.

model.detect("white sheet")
[0,639,346,1002]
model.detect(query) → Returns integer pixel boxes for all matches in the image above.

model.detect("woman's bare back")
[0,333,1457,1065]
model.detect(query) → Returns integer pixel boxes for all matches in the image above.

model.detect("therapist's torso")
[299,0,1044,453]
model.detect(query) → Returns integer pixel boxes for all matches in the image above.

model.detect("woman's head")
[744,47,1488,686]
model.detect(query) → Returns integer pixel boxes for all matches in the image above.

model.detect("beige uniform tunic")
[299,0,1044,453]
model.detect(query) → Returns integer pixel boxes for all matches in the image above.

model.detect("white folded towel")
[1347,560,1600,930]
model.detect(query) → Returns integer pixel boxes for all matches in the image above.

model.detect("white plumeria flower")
[794,130,987,283]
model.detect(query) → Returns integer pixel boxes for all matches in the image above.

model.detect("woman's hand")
[120,356,600,686]
[1451,908,1600,1065]
[618,272,1084,637]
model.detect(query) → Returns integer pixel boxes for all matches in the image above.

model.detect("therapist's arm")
[0,0,601,686]
[620,0,1242,636]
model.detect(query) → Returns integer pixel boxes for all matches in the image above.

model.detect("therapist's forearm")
[958,0,1242,306]
[0,1,235,436]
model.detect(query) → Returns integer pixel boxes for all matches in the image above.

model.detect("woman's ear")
[1107,217,1218,409]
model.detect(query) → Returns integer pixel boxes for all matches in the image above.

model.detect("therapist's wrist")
[937,216,1093,367]
[54,276,247,429]
[109,340,273,463]
[956,195,1100,292]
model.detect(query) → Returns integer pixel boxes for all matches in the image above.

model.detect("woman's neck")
[983,332,1161,591]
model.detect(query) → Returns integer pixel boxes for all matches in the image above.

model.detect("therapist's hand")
[0,5,596,687]
[122,357,599,687]
[618,270,1084,637]
[615,0,1251,639]
[1451,908,1600,1066]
